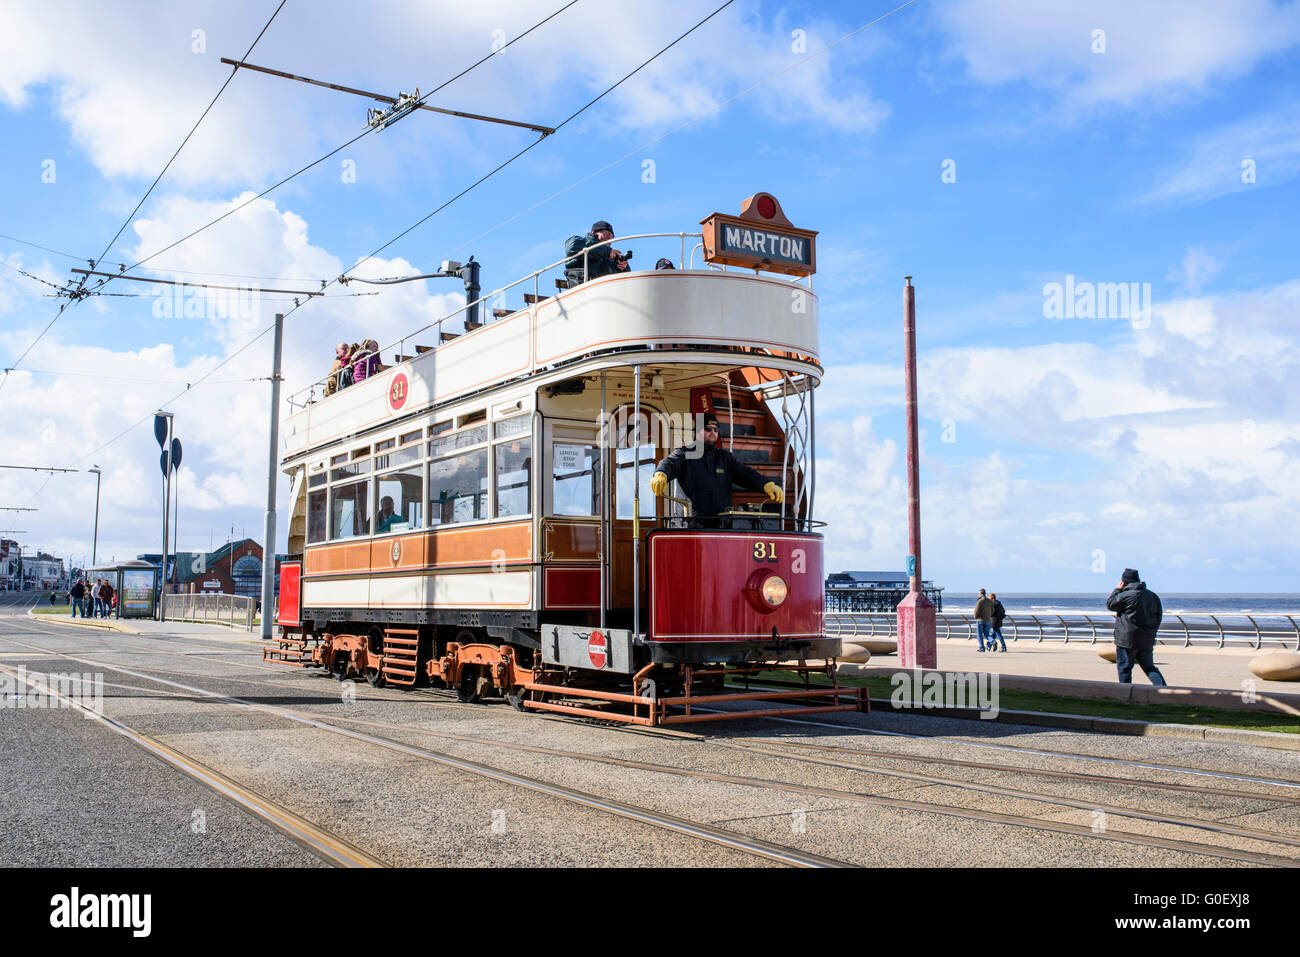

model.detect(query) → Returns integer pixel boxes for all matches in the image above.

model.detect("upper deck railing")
[287,231,815,412]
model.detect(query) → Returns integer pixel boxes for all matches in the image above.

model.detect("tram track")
[0,622,845,868]
[5,621,1294,868]
[20,615,1300,794]
[8,617,1300,866]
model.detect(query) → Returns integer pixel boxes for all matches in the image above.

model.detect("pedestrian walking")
[1106,568,1167,686]
[102,580,115,618]
[989,593,1007,651]
[973,588,992,652]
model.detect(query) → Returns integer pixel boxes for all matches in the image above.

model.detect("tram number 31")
[752,541,779,563]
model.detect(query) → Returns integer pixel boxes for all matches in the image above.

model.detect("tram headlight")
[761,575,788,608]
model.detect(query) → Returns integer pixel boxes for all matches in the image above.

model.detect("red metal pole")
[897,277,936,668]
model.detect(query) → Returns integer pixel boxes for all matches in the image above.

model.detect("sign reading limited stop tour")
[701,193,817,278]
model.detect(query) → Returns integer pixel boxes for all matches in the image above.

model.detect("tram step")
[381,629,420,687]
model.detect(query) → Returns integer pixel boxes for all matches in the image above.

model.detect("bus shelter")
[85,560,160,619]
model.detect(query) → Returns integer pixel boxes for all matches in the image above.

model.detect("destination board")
[700,193,817,278]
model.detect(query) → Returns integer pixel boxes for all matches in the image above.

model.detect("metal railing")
[163,592,256,632]
[825,611,1300,651]
[288,230,817,411]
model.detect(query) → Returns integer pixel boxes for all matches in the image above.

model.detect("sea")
[940,593,1300,615]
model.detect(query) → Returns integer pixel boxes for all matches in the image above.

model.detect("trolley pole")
[260,313,284,642]
[897,278,936,669]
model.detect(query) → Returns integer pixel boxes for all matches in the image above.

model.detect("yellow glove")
[764,482,784,504]
[650,471,668,496]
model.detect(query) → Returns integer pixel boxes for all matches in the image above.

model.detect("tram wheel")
[365,666,386,688]
[456,668,483,703]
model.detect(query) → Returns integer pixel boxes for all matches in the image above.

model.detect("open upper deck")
[283,231,821,462]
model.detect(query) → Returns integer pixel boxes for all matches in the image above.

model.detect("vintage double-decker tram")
[270,194,865,724]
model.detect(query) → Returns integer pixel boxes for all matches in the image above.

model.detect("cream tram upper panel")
[282,270,818,459]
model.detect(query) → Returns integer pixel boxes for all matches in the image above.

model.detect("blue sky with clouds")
[1,0,1297,591]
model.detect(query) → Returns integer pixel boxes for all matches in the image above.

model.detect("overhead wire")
[12,1,590,511]
[447,0,922,255]
[0,0,288,391]
[39,0,737,497]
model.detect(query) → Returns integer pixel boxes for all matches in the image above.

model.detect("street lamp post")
[88,466,102,566]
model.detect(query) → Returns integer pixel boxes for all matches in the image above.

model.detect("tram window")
[615,445,657,520]
[399,429,422,445]
[375,467,422,533]
[494,415,530,439]
[429,425,487,459]
[375,438,395,453]
[459,410,486,428]
[351,447,370,460]
[331,458,371,482]
[494,437,532,518]
[307,490,327,543]
[428,449,488,526]
[308,471,327,489]
[330,453,348,465]
[375,445,421,471]
[430,421,452,438]
[551,443,599,516]
[330,479,371,539]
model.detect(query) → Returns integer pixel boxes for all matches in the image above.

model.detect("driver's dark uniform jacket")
[656,442,774,520]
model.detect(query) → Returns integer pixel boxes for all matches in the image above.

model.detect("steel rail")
[18,636,1297,867]
[16,614,1300,792]
[0,661,384,868]
[0,623,844,868]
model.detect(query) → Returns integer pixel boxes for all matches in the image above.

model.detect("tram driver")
[650,413,783,527]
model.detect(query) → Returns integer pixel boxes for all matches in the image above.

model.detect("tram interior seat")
[414,345,433,355]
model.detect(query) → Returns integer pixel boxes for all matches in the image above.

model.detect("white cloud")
[0,190,468,564]
[1138,105,1300,205]
[939,0,1300,107]
[0,1,889,195]
[1166,247,1223,294]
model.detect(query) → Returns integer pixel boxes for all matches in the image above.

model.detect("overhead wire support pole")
[260,313,284,642]
[218,58,556,135]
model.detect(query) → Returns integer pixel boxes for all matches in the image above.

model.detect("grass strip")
[762,670,1299,735]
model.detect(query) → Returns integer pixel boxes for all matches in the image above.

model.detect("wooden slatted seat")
[440,332,459,342]
[522,293,550,304]
[414,345,434,354]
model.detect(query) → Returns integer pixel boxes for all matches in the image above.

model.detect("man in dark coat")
[564,220,630,288]
[1105,568,1167,686]
[989,592,1007,652]
[650,414,782,525]
[70,578,85,618]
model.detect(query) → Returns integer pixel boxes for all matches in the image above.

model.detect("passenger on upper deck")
[650,413,783,527]
[564,220,630,288]
[324,341,350,396]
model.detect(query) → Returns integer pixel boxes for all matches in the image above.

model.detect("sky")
[0,0,1297,593]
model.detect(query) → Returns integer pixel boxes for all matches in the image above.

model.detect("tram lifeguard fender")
[647,530,824,643]
[1249,653,1300,681]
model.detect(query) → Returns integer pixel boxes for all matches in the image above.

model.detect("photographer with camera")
[564,220,631,288]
